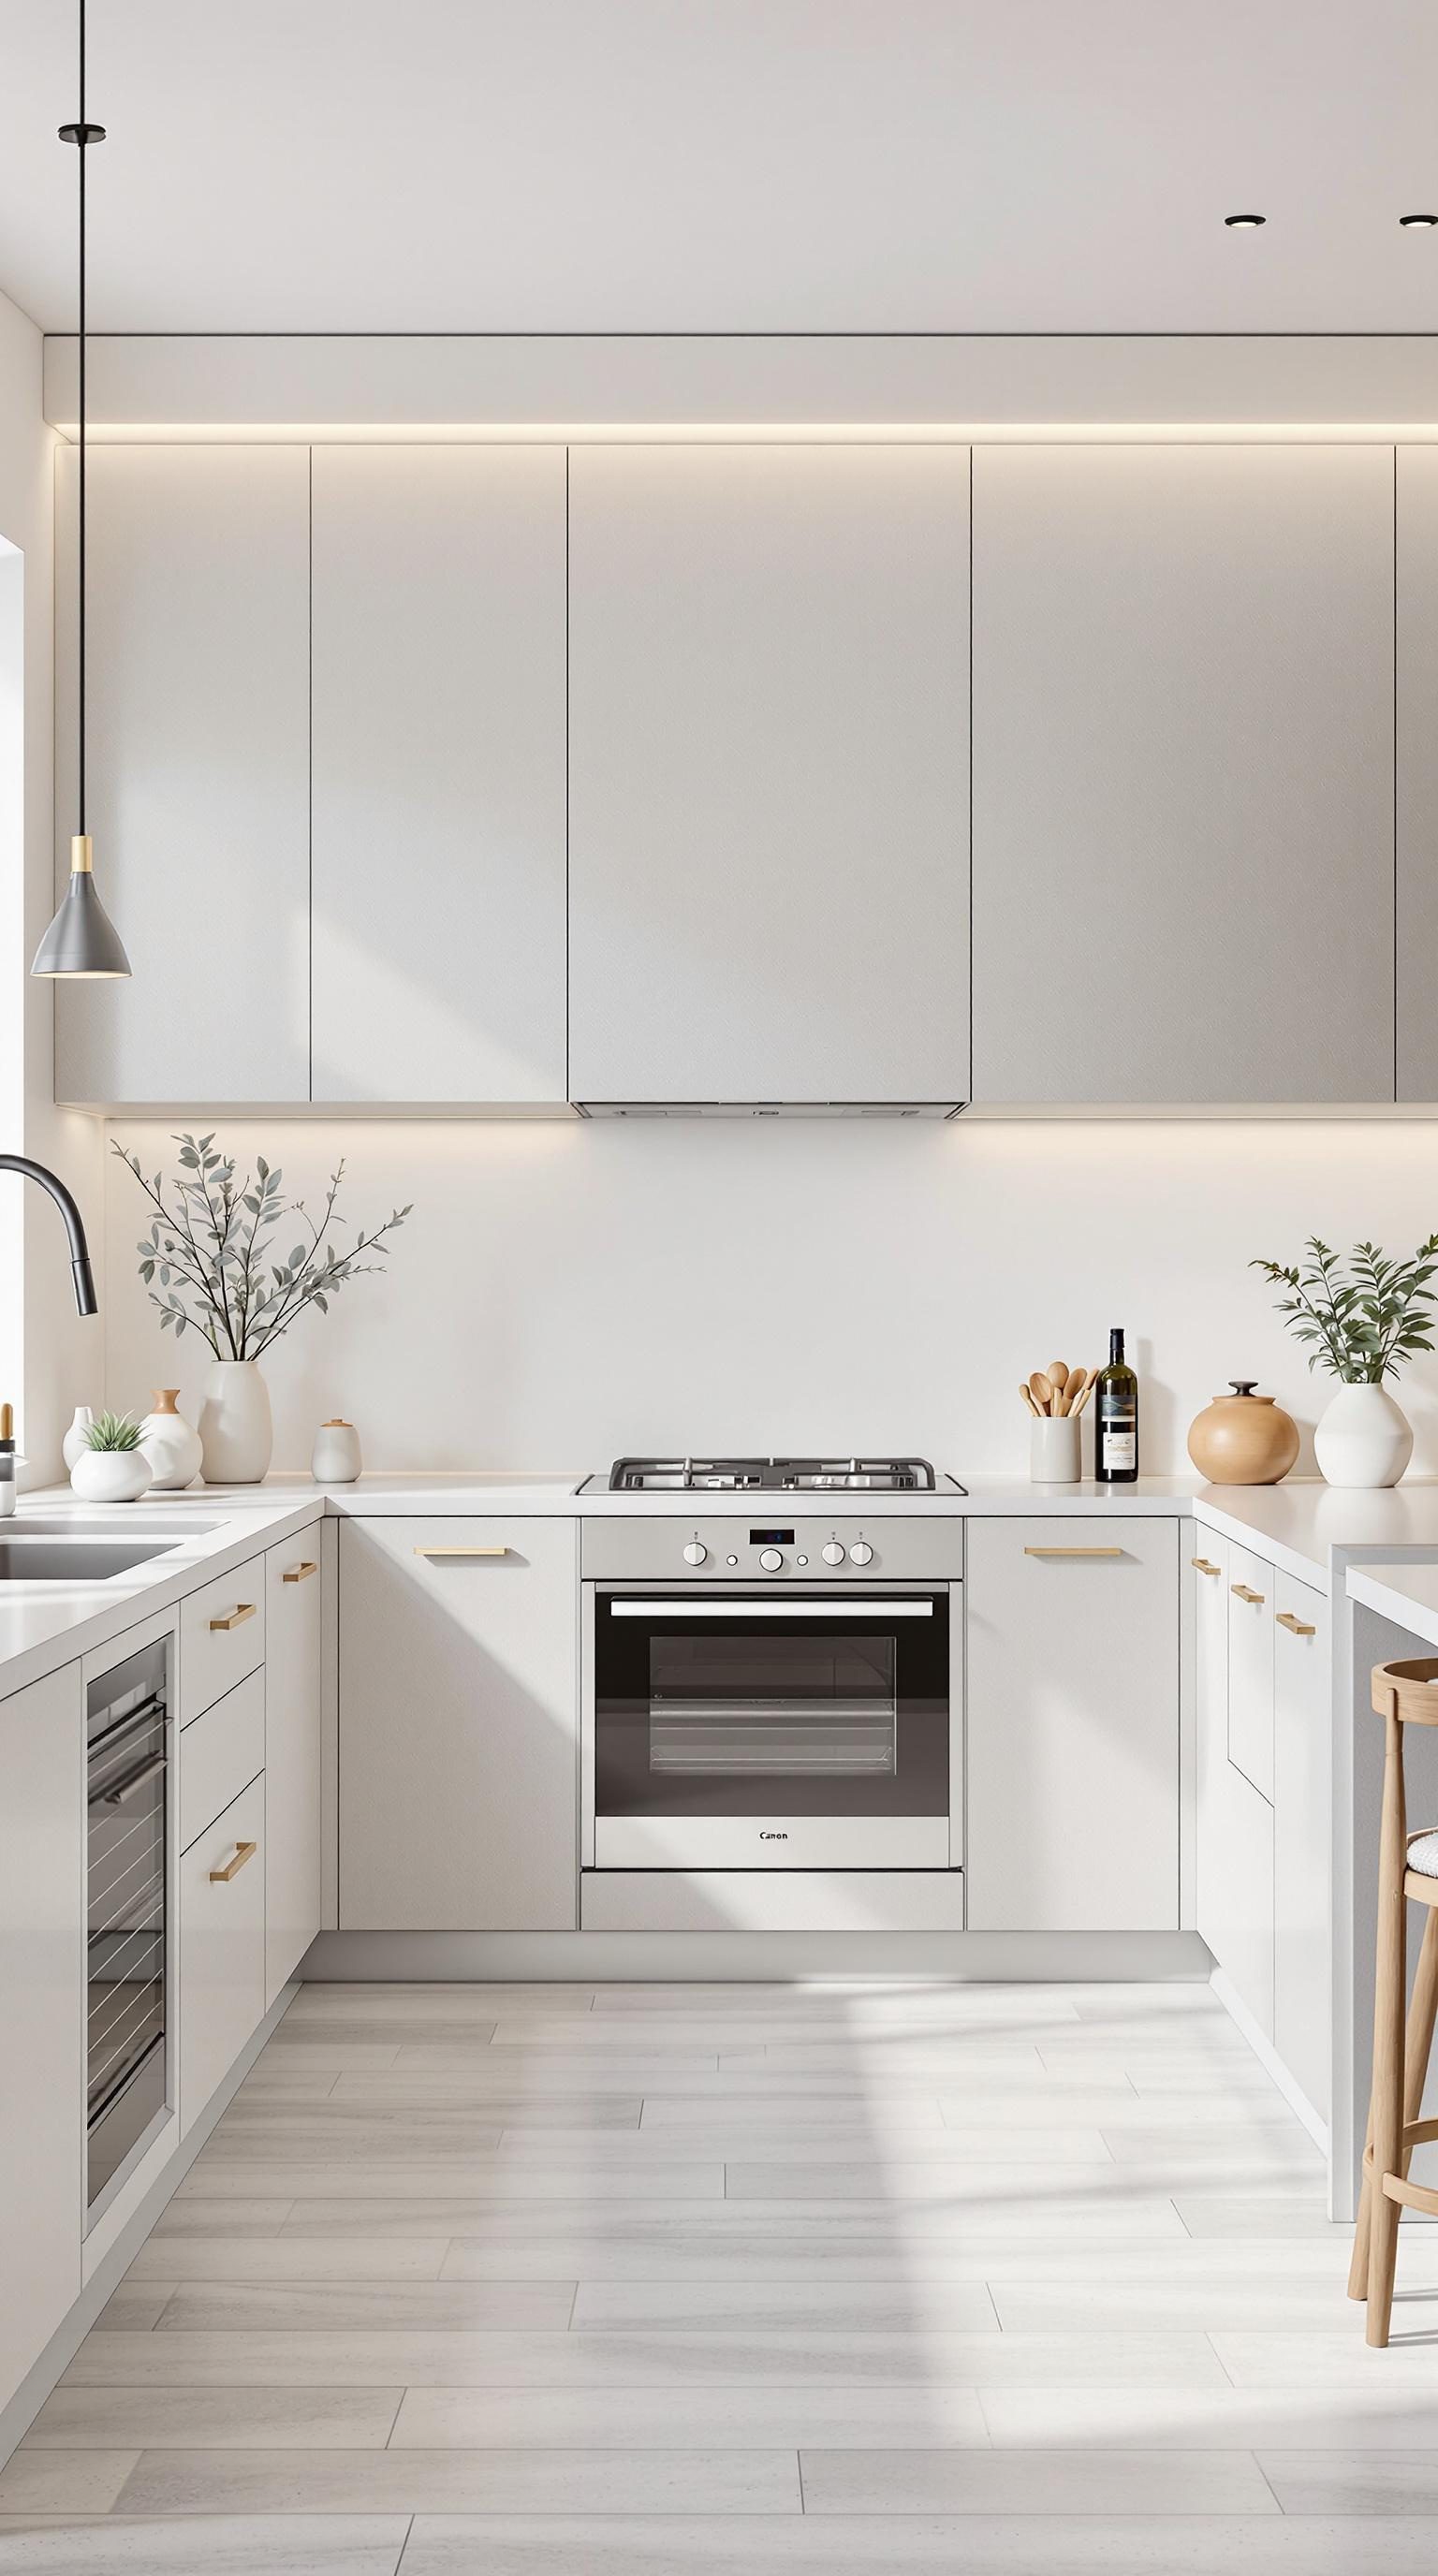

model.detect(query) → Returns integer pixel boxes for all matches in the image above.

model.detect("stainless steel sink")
[0,1540,176,1580]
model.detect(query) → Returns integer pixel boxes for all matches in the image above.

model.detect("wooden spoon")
[1047,1360,1070,1416]
[1063,1366,1089,1415]
[1071,1381,1094,1418]
[1020,1382,1042,1418]
[1029,1370,1053,1415]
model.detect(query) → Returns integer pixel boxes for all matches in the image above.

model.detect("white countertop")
[10,1465,1438,1705]
[1346,1558,1438,1647]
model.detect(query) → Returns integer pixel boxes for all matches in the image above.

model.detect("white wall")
[96,1115,1438,1478]
[0,285,105,1482]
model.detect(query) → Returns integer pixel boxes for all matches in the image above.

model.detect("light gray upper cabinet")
[1398,445,1438,1100]
[567,444,971,1105]
[310,446,567,1103]
[971,445,1395,1105]
[55,445,311,1106]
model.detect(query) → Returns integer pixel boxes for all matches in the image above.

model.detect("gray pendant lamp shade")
[32,1,130,982]
[32,838,130,978]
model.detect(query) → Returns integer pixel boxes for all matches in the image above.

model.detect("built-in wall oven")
[86,1635,172,2221]
[581,1520,962,1870]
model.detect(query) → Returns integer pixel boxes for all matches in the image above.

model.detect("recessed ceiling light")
[1224,212,1266,228]
[1400,212,1438,227]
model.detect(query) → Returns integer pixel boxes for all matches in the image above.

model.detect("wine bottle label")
[1100,1430,1137,1468]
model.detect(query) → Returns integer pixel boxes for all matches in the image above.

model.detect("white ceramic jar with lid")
[312,1418,362,1484]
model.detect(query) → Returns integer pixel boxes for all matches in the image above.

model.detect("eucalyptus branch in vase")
[1250,1233,1438,1488]
[113,1134,411,1486]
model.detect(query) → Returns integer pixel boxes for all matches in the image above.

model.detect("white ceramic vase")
[1313,1381,1414,1489]
[138,1388,203,1490]
[62,1406,95,1471]
[198,1361,273,1486]
[70,1448,151,1503]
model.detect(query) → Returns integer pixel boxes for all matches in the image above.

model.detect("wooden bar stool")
[1350,1656,1438,2346]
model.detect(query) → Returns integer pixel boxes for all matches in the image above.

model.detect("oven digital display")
[749,1529,796,1545]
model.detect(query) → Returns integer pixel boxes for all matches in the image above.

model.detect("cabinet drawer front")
[180,1668,265,1854]
[339,1517,579,1932]
[264,1540,324,2005]
[1226,1543,1275,1801]
[179,1775,265,2134]
[964,1516,1180,1932]
[180,1558,265,1724]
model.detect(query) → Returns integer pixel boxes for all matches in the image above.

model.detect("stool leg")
[1347,1908,1438,2300]
[1366,1706,1410,2348]
[1401,1910,1438,2176]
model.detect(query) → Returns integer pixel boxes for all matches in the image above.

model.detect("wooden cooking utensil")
[1020,1382,1042,1418]
[1071,1381,1094,1419]
[1064,1366,1088,1413]
[1029,1370,1053,1414]
[1047,1362,1070,1415]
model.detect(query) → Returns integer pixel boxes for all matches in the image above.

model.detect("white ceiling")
[0,0,1435,337]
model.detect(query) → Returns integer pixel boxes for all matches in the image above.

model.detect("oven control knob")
[682,1542,708,1566]
[758,1548,785,1573]
[848,1541,874,1566]
[821,1541,845,1566]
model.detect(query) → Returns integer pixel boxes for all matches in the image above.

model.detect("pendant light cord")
[76,0,87,835]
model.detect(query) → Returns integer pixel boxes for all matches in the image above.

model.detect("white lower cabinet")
[1273,1576,1330,2116]
[964,1518,1181,1930]
[0,1664,83,2408]
[1226,1542,1275,1799]
[1197,1739,1275,2037]
[338,1518,580,1930]
[264,1541,323,2002]
[179,1775,266,2135]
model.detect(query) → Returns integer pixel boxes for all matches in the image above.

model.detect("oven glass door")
[593,1588,949,1826]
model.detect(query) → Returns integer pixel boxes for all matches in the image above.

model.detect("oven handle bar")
[605,1599,934,1618]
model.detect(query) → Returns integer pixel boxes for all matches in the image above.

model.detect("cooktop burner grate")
[606,1456,945,1492]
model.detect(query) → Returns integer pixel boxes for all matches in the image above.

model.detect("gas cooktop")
[590,1456,964,1494]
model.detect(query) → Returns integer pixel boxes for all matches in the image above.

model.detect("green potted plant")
[70,1410,151,1504]
[1250,1235,1438,1487]
[114,1135,410,1486]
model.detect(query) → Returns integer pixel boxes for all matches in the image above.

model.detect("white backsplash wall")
[97,1117,1438,1479]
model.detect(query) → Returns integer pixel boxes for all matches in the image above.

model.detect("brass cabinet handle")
[1024,1546,1124,1559]
[1276,1610,1317,1637]
[1192,1557,1222,1576]
[282,1561,318,1584]
[415,1546,513,1559]
[209,1602,257,1631]
[1231,1584,1265,1604]
[209,1838,257,1883]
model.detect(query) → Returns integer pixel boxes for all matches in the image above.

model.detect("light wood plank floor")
[6,1977,1438,2572]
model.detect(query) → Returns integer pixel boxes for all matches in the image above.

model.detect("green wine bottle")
[1094,1326,1138,1485]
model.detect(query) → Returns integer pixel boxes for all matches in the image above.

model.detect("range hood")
[573,1101,965,1120]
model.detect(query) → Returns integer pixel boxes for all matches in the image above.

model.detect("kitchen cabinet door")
[1398,445,1438,1099]
[964,1518,1180,1930]
[265,1541,323,2002]
[971,444,1394,1105]
[311,446,567,1104]
[179,1775,266,2134]
[54,445,310,1107]
[0,1663,83,2412]
[339,1518,580,1929]
[1273,1576,1330,2117]
[1197,1743,1275,2040]
[567,444,970,1105]
[1226,1542,1275,1801]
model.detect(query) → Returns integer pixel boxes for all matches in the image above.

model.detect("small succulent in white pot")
[1251,1235,1438,1487]
[70,1410,153,1504]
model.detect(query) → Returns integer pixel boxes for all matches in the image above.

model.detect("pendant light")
[32,0,130,980]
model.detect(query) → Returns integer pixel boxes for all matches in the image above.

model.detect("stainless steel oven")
[581,1519,962,1869]
[86,1635,172,2220]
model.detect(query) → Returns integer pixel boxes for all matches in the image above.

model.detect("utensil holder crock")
[1030,1416,1081,1484]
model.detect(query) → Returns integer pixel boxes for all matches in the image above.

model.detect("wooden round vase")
[1187,1381,1299,1486]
